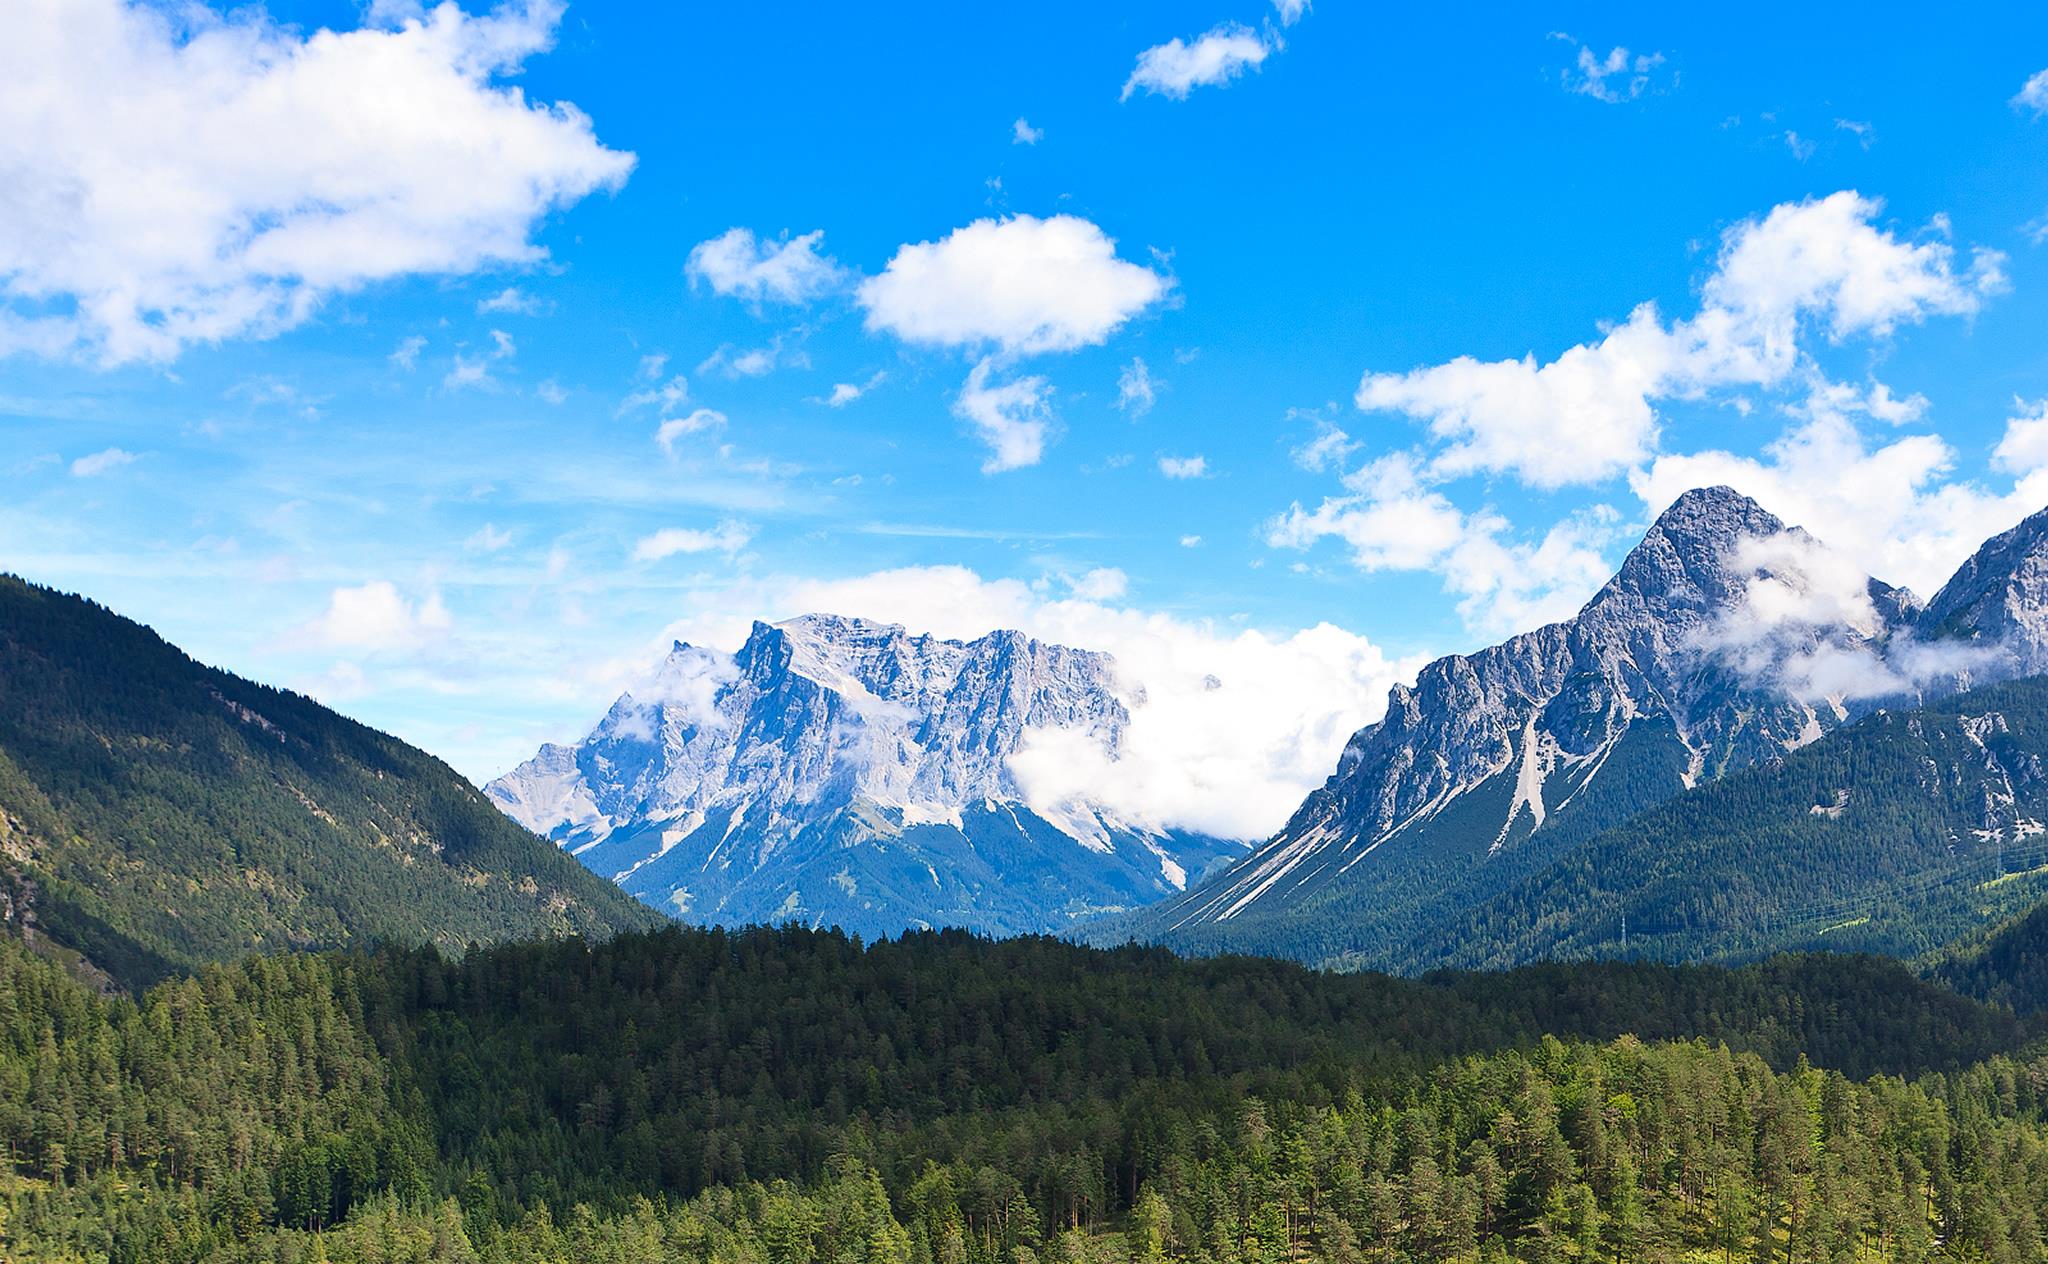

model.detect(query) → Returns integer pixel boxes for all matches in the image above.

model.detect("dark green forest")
[8,924,2048,1262]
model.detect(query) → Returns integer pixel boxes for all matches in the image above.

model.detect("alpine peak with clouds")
[2,2,2046,940]
[1102,486,2048,967]
[486,613,1245,935]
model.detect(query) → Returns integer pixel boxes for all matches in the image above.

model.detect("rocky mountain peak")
[1918,504,2048,676]
[1138,486,1917,936]
[485,612,1236,937]
[1593,486,1789,620]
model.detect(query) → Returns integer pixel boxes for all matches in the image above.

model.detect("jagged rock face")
[487,615,1237,937]
[1920,505,2048,679]
[1145,486,1924,931]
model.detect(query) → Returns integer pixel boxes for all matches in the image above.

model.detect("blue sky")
[4,0,2048,833]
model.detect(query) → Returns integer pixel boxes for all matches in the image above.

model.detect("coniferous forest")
[9,923,2048,1263]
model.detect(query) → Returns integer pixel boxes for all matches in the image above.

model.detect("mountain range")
[16,481,2048,986]
[1092,487,2048,969]
[487,614,1239,938]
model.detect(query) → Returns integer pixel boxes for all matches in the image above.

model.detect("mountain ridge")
[488,613,1240,937]
[1094,488,2048,971]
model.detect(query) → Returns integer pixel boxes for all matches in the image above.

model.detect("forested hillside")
[7,924,2048,1262]
[0,575,663,989]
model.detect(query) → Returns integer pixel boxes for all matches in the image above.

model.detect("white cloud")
[632,520,754,562]
[1272,0,1310,26]
[1995,399,2048,475]
[0,0,633,365]
[859,214,1169,356]
[536,377,567,404]
[1270,452,1624,635]
[476,286,543,315]
[685,228,844,305]
[1692,529,2003,704]
[1633,408,2048,599]
[1066,567,1128,600]
[2016,69,2048,117]
[443,328,515,390]
[1158,454,1208,479]
[656,408,728,456]
[955,358,1054,473]
[1012,117,1043,145]
[860,214,1167,469]
[302,581,451,651]
[620,374,690,418]
[389,335,427,370]
[1355,191,2003,489]
[635,564,1421,840]
[1555,39,1666,103]
[1179,534,1203,548]
[70,447,138,477]
[1117,357,1156,417]
[697,331,806,380]
[1122,23,1272,102]
[465,523,513,552]
[816,371,887,408]
[1291,417,1357,471]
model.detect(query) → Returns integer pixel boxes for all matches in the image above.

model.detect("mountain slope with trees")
[0,575,663,989]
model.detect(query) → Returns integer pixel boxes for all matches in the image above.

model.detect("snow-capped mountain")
[487,615,1240,937]
[1100,486,1971,964]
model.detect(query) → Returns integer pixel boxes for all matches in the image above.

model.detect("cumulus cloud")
[1122,23,1272,102]
[859,214,1167,469]
[0,0,633,365]
[2016,69,2048,117]
[1012,117,1044,145]
[1065,567,1129,600]
[1995,399,2048,474]
[1158,455,1208,479]
[1356,191,2003,489]
[1272,0,1310,25]
[632,520,754,562]
[685,228,845,305]
[302,581,451,651]
[465,523,513,552]
[859,214,1169,356]
[1270,452,1625,634]
[1117,357,1157,417]
[955,358,1055,473]
[633,564,1421,840]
